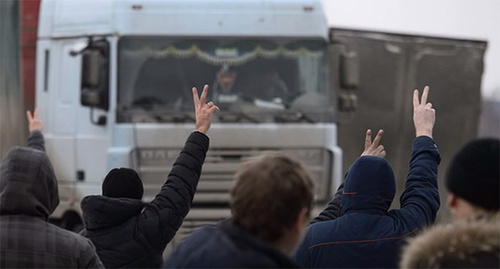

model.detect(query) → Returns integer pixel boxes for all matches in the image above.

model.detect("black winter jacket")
[80,131,209,268]
[294,136,441,268]
[0,131,104,268]
[164,219,301,268]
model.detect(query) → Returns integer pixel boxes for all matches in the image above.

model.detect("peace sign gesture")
[193,85,220,134]
[361,129,386,157]
[413,86,435,138]
[26,108,43,133]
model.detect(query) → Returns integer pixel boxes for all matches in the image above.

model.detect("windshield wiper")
[155,111,195,123]
[218,112,259,123]
[274,111,315,123]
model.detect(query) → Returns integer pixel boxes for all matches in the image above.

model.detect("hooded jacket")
[163,219,301,268]
[400,214,500,268]
[294,136,440,268]
[79,131,209,268]
[0,131,104,268]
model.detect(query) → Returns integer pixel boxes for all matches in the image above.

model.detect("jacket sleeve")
[27,130,45,152]
[397,136,441,227]
[293,227,313,267]
[310,181,344,224]
[139,131,209,252]
[80,238,105,268]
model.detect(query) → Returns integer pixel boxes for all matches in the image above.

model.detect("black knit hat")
[446,138,500,211]
[102,168,144,200]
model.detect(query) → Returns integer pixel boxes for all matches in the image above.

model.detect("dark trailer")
[331,28,486,221]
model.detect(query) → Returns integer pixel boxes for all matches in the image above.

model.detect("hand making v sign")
[413,86,435,138]
[193,85,220,134]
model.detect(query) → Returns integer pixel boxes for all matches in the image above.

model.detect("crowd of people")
[0,85,498,268]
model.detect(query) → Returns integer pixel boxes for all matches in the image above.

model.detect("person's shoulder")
[165,224,234,267]
[177,222,241,257]
[180,224,223,245]
[401,217,500,268]
[308,218,336,230]
[45,222,94,248]
[304,217,342,242]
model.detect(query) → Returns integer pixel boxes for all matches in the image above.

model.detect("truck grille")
[135,147,333,204]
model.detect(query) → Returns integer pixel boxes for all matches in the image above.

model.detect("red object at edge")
[19,0,41,111]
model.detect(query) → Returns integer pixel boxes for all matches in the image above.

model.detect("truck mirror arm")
[90,107,107,126]
[69,41,89,56]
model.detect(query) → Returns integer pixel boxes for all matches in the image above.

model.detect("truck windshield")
[117,37,334,123]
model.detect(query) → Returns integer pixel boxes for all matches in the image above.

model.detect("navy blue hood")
[341,156,395,215]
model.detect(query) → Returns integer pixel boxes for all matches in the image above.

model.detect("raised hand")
[361,129,386,157]
[413,86,435,138]
[193,85,220,134]
[26,108,43,133]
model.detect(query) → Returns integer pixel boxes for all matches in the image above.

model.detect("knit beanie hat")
[102,168,144,200]
[446,138,499,211]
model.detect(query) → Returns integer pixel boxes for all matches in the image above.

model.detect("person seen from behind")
[79,85,219,268]
[445,137,499,220]
[0,109,104,268]
[163,152,315,268]
[399,137,499,268]
[294,86,441,268]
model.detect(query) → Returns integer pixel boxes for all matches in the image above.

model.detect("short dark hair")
[230,153,315,243]
[446,138,499,211]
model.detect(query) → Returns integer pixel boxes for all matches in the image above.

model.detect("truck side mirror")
[340,52,360,89]
[80,39,110,111]
[328,43,360,113]
[338,92,358,112]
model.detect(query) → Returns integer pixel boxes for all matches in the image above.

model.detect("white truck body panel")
[39,0,328,40]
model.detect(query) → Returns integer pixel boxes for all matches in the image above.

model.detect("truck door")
[40,39,82,218]
[39,37,111,229]
[329,28,486,222]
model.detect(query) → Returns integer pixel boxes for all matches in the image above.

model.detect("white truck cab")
[36,0,355,242]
